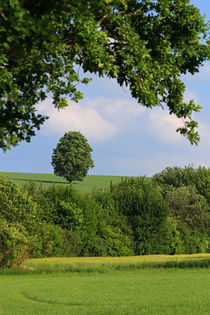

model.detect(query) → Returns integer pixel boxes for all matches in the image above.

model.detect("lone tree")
[0,0,209,150]
[51,131,94,183]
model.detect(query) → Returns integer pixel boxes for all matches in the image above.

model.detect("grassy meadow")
[0,172,124,193]
[0,255,209,315]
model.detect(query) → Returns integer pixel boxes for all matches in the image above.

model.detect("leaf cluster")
[0,0,209,149]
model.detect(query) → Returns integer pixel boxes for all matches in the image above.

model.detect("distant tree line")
[0,165,209,267]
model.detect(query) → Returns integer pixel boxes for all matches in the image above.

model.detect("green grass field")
[0,255,209,314]
[0,172,124,192]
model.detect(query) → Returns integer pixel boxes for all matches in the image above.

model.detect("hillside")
[0,172,125,193]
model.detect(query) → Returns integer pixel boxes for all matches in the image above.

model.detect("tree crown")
[1,0,209,149]
[51,131,94,183]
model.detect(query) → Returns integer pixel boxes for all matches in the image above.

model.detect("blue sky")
[1,0,210,176]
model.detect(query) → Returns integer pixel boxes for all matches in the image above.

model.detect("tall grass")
[0,254,209,276]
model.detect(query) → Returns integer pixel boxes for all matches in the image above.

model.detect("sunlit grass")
[0,172,124,192]
[19,254,210,275]
[26,253,210,265]
[0,269,209,314]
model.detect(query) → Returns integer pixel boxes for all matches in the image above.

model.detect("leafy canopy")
[0,0,209,150]
[154,165,210,204]
[51,131,94,183]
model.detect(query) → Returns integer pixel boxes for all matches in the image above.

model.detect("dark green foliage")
[153,218,183,255]
[51,131,94,183]
[0,176,38,266]
[96,225,134,256]
[1,1,209,150]
[24,183,134,257]
[59,229,82,257]
[30,223,64,258]
[154,166,210,253]
[90,188,135,256]
[0,218,28,267]
[165,185,209,233]
[154,165,210,205]
[0,176,38,232]
[109,177,169,254]
[177,224,209,254]
[23,183,85,231]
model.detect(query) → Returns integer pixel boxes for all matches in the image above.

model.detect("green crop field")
[0,172,125,192]
[0,255,209,315]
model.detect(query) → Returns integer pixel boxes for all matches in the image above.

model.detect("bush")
[153,218,183,255]
[0,217,28,267]
[97,225,134,256]
[79,191,135,257]
[154,165,210,205]
[154,166,210,254]
[0,177,38,266]
[110,177,169,254]
[30,222,64,258]
[0,176,38,232]
[23,183,100,256]
[177,223,209,254]
[23,184,84,230]
[59,229,82,256]
[25,183,135,257]
[165,185,209,234]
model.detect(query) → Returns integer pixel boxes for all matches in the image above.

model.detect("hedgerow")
[1,165,209,267]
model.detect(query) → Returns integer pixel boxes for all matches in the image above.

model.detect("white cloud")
[37,91,209,148]
[37,97,144,143]
[145,89,208,144]
[37,99,117,142]
[146,108,185,143]
[103,99,144,121]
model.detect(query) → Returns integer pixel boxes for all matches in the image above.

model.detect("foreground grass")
[0,255,209,314]
[0,269,209,314]
[0,172,124,192]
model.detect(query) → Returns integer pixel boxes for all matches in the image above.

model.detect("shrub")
[177,223,209,254]
[154,166,210,253]
[0,176,38,232]
[110,177,169,254]
[23,184,84,230]
[154,165,210,204]
[59,229,82,256]
[0,176,38,266]
[30,222,64,258]
[165,185,209,234]
[153,218,183,255]
[78,191,135,256]
[97,225,134,256]
[0,217,28,267]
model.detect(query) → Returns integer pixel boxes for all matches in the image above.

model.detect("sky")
[1,0,210,177]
